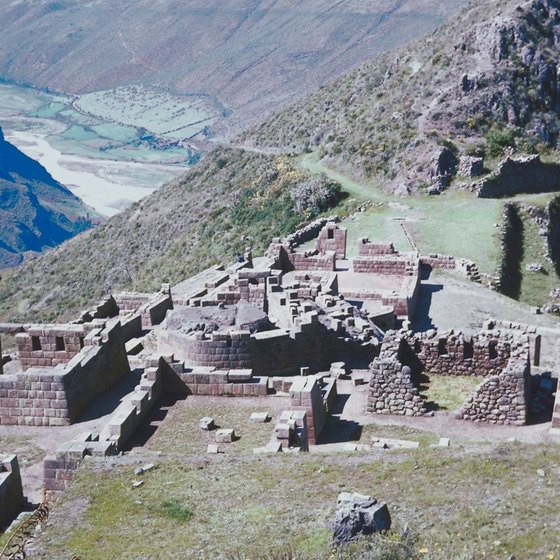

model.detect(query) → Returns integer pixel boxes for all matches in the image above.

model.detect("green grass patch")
[33,443,560,559]
[152,499,193,522]
[301,155,503,273]
[418,374,483,411]
[145,399,276,456]
[518,205,560,306]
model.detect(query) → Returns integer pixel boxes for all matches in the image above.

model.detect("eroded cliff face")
[0,127,98,268]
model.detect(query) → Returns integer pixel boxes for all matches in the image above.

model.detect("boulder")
[332,492,391,544]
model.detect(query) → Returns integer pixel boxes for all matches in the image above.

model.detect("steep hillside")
[241,0,560,193]
[0,127,98,268]
[4,0,560,319]
[0,148,343,322]
[0,0,467,135]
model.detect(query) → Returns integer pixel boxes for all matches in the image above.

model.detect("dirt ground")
[0,369,144,503]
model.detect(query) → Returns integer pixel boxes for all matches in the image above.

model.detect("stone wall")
[0,455,23,527]
[288,376,329,444]
[0,336,3,376]
[98,366,163,449]
[496,202,523,298]
[158,330,253,369]
[114,292,173,328]
[44,362,164,492]
[367,329,531,424]
[476,155,560,198]
[367,337,427,417]
[412,329,512,377]
[420,254,456,270]
[286,249,337,272]
[459,352,531,425]
[16,325,87,371]
[316,223,347,259]
[352,256,418,276]
[252,319,335,375]
[357,239,396,256]
[214,275,267,308]
[283,215,339,248]
[176,366,269,396]
[0,320,130,426]
[78,296,119,323]
[158,314,336,376]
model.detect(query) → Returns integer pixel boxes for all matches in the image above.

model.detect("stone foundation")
[0,455,24,527]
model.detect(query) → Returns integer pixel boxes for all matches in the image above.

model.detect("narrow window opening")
[489,342,498,360]
[55,337,65,351]
[327,229,334,240]
[31,336,41,351]
[463,341,474,359]
[79,337,85,349]
[437,339,448,356]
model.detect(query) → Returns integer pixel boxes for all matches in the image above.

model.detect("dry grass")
[25,397,560,560]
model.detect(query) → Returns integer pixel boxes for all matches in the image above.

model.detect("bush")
[485,125,518,157]
[290,175,341,217]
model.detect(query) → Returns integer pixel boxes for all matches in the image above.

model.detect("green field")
[74,85,219,140]
[0,83,209,164]
[301,153,503,273]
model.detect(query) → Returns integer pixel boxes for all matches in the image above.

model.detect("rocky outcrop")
[241,0,560,194]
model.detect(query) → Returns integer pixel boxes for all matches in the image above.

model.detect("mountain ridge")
[0,126,99,268]
[240,0,560,193]
[0,1,468,136]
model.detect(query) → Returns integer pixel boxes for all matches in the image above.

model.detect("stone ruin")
[0,455,24,528]
[367,326,532,424]
[0,215,557,524]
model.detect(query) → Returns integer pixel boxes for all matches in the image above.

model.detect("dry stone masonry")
[367,327,532,424]
[0,214,554,524]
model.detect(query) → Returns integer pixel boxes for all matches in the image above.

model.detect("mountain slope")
[241,0,560,193]
[0,127,98,268]
[0,0,467,135]
[0,147,342,321]
[3,0,560,320]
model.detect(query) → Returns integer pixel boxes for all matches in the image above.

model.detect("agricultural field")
[74,85,221,140]
[0,82,211,165]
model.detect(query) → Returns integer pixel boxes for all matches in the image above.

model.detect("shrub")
[485,125,518,157]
